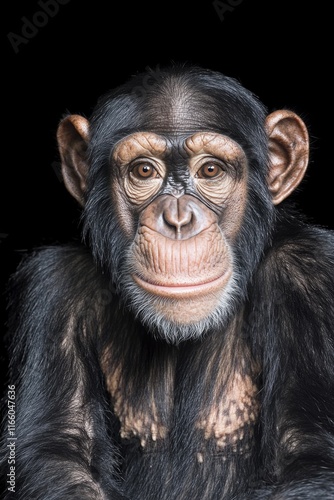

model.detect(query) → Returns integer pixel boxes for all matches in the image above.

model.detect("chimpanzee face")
[57,67,309,342]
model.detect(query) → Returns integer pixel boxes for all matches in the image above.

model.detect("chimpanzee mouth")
[132,272,231,299]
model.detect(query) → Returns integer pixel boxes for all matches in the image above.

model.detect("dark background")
[1,0,332,386]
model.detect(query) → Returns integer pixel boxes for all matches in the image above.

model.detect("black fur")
[1,65,334,499]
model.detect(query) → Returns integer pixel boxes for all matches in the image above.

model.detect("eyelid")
[192,155,226,168]
[129,157,155,168]
[201,156,226,167]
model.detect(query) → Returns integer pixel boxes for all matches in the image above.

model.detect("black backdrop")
[1,0,332,385]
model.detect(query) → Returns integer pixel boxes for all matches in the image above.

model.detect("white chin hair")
[121,272,241,344]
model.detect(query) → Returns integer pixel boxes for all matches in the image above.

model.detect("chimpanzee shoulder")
[8,244,102,294]
[267,215,334,278]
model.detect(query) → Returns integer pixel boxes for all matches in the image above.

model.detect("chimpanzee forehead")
[92,73,268,160]
[137,89,232,137]
[100,84,246,140]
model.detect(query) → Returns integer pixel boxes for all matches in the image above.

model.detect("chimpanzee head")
[57,65,309,343]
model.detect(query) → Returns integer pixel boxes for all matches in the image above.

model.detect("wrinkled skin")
[57,97,308,342]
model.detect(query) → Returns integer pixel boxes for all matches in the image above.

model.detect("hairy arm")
[253,225,334,498]
[1,246,125,500]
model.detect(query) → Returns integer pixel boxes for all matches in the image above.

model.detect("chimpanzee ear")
[56,114,90,206]
[265,110,309,205]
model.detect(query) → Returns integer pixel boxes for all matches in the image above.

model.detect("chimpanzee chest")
[106,365,260,458]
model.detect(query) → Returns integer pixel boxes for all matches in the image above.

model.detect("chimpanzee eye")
[131,162,159,179]
[197,162,224,179]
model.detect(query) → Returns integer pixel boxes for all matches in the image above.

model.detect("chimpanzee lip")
[132,272,229,298]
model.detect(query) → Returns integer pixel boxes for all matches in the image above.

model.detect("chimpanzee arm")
[252,226,334,499]
[1,246,125,500]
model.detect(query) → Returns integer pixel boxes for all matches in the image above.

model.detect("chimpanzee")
[1,64,334,499]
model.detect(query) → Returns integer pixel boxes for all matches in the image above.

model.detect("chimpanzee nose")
[142,195,215,240]
[163,198,193,238]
